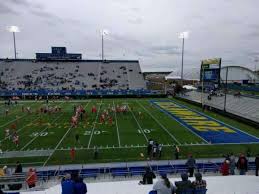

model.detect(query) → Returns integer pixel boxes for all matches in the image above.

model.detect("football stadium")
[1,1,259,194]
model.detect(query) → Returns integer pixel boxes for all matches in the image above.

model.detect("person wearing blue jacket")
[62,174,75,194]
[74,176,87,194]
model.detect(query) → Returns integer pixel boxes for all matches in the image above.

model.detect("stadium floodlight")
[100,29,109,61]
[7,25,20,59]
[178,31,190,85]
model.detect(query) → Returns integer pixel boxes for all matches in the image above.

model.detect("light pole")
[201,65,205,109]
[101,29,109,61]
[223,67,229,112]
[178,31,189,85]
[255,58,258,84]
[7,26,20,59]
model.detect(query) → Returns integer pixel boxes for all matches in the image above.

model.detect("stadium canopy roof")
[165,65,259,81]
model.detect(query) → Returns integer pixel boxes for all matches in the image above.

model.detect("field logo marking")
[136,100,181,145]
[151,100,259,144]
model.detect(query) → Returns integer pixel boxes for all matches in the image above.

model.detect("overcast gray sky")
[1,0,259,72]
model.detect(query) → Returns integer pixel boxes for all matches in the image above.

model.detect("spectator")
[26,168,37,188]
[94,146,99,159]
[70,147,76,161]
[255,154,259,176]
[62,173,74,194]
[186,154,196,177]
[139,167,156,185]
[220,160,230,176]
[175,173,192,194]
[237,154,248,175]
[153,174,175,194]
[15,161,23,173]
[147,139,154,158]
[10,161,23,190]
[158,144,162,159]
[74,176,87,194]
[192,172,207,191]
[229,153,236,175]
[174,145,180,160]
[0,166,10,176]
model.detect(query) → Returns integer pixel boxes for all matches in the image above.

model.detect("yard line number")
[137,128,153,134]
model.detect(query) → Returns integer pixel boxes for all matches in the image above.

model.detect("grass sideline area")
[0,98,258,166]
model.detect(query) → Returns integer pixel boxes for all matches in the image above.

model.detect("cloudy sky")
[1,0,259,72]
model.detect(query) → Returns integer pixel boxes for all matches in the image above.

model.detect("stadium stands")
[11,175,259,194]
[178,90,259,123]
[0,59,146,91]
[0,158,257,193]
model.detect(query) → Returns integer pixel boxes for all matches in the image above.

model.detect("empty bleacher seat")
[129,166,146,176]
[110,167,129,177]
[80,168,99,178]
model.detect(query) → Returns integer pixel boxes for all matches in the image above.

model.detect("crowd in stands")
[0,61,146,91]
[0,152,258,194]
[147,139,163,160]
[220,153,251,176]
[148,172,206,194]
[0,161,37,191]
[61,173,87,194]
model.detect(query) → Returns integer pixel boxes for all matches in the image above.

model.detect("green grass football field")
[0,98,259,167]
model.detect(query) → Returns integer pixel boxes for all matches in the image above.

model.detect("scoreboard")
[200,58,221,85]
[36,47,82,60]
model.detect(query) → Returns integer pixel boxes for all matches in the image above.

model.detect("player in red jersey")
[11,123,17,131]
[70,147,76,161]
[13,135,19,147]
[92,106,97,113]
[108,116,113,126]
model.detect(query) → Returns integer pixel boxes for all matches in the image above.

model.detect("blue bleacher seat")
[174,164,187,174]
[157,165,174,174]
[110,167,129,177]
[179,189,194,194]
[129,166,146,176]
[248,162,256,170]
[148,190,157,194]
[179,189,207,194]
[194,189,207,194]
[202,163,219,173]
[80,168,99,178]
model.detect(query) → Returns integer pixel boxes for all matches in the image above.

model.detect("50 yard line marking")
[127,100,148,142]
[113,100,121,147]
[136,100,181,145]
[87,100,103,148]
[43,101,90,167]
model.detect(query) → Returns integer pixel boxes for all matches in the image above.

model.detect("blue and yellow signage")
[151,100,259,144]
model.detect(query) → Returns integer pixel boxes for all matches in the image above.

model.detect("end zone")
[150,100,259,144]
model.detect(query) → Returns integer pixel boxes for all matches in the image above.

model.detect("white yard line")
[42,126,73,167]
[127,100,148,142]
[0,102,44,128]
[0,114,27,128]
[20,114,64,151]
[113,100,121,147]
[43,101,90,167]
[136,100,181,145]
[87,100,103,148]
[0,116,41,142]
